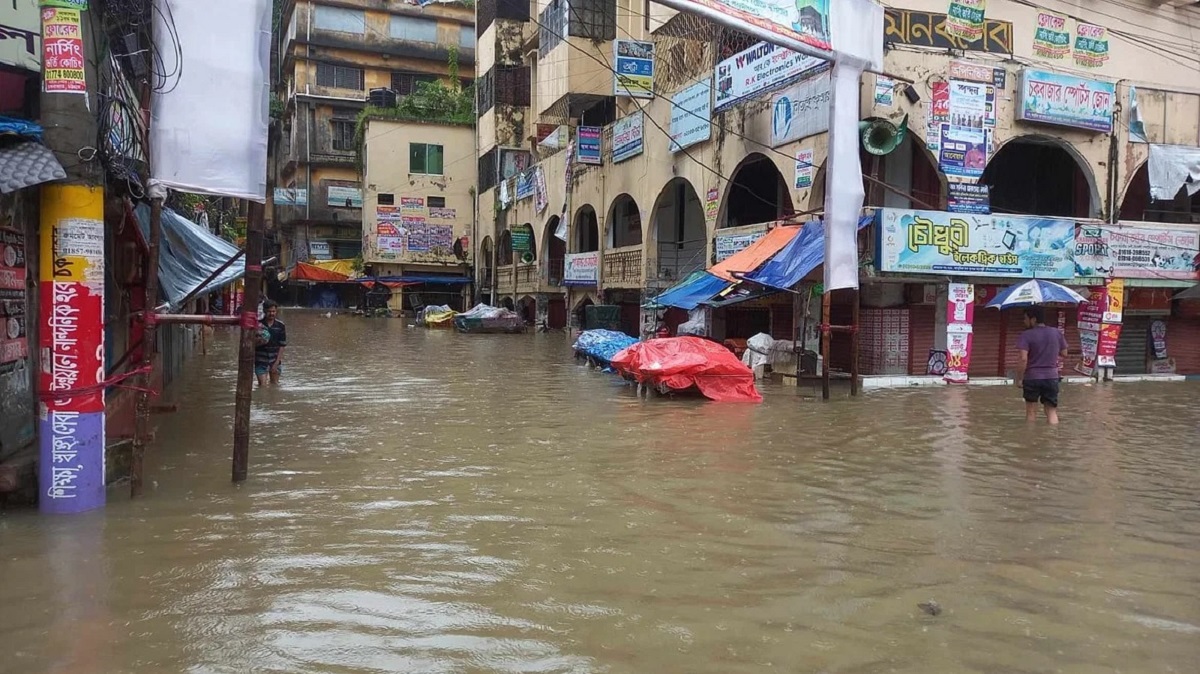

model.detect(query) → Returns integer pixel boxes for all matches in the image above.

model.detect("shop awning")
[739,215,874,291]
[133,202,245,310]
[709,225,802,282]
[292,261,350,282]
[1148,144,1200,201]
[644,271,732,310]
[0,139,66,194]
[308,258,358,277]
[1174,284,1200,301]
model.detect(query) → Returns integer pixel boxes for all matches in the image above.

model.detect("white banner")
[564,251,599,285]
[771,71,831,147]
[151,0,272,201]
[714,41,826,113]
[824,60,866,291]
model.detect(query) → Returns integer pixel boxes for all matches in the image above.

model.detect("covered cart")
[610,336,762,402]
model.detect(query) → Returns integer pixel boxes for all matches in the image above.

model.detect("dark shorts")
[1023,378,1060,407]
[255,362,282,377]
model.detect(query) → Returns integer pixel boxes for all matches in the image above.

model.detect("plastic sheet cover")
[1148,144,1200,200]
[151,0,271,202]
[742,215,873,291]
[573,329,639,364]
[643,271,731,310]
[611,336,762,403]
[133,203,245,309]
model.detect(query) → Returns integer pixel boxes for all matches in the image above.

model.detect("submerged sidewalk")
[862,373,1192,391]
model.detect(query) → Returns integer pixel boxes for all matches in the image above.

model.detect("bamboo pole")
[131,197,163,497]
[232,200,265,483]
[821,290,831,400]
[850,288,861,396]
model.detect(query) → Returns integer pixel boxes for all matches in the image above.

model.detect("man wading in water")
[255,299,287,387]
[1015,306,1069,425]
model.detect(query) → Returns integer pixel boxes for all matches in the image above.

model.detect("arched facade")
[512,223,536,264]
[542,215,565,285]
[1120,162,1200,223]
[648,177,706,284]
[572,205,600,253]
[497,230,513,266]
[719,152,794,229]
[606,193,643,248]
[982,134,1100,219]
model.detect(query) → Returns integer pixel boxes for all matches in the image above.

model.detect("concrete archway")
[1119,161,1200,223]
[605,193,643,248]
[982,134,1100,218]
[497,230,514,265]
[719,152,794,229]
[542,215,566,285]
[572,205,600,253]
[648,177,705,286]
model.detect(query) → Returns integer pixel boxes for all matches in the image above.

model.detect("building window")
[313,6,365,34]
[538,0,567,56]
[428,196,447,208]
[316,63,364,90]
[459,26,475,49]
[390,15,438,43]
[378,193,395,205]
[331,120,355,151]
[391,71,438,96]
[568,0,616,41]
[410,143,444,175]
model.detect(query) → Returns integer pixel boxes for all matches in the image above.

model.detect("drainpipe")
[305,0,312,223]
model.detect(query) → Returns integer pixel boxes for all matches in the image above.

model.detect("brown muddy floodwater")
[2,312,1200,674]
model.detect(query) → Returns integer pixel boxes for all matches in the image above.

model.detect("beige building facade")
[474,0,1200,335]
[362,118,477,311]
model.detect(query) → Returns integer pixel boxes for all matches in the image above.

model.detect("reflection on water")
[2,313,1199,673]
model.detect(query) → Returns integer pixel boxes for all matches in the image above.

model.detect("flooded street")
[3,312,1200,673]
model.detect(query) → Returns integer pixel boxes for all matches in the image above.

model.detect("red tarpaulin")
[611,336,762,403]
[292,262,349,282]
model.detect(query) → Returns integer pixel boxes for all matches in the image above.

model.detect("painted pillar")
[38,184,106,514]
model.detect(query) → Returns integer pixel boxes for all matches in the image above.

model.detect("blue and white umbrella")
[986,279,1087,309]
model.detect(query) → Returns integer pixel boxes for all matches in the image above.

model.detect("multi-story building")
[475,0,1200,375]
[272,0,476,280]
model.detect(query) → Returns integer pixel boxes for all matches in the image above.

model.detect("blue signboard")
[614,40,654,99]
[577,126,602,165]
[515,169,534,201]
[877,208,1074,279]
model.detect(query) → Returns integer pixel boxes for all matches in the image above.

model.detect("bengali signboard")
[1074,23,1110,68]
[1074,224,1200,280]
[715,230,766,262]
[714,40,826,113]
[614,39,654,99]
[947,183,990,214]
[669,79,712,153]
[576,126,602,165]
[668,0,831,56]
[327,186,362,208]
[1032,11,1070,59]
[563,251,599,286]
[0,0,41,71]
[877,208,1074,279]
[611,112,644,163]
[883,8,1013,54]
[770,70,831,147]
[308,240,332,259]
[1076,279,1123,374]
[944,282,975,384]
[274,187,307,206]
[946,0,986,42]
[41,7,86,93]
[1017,69,1115,133]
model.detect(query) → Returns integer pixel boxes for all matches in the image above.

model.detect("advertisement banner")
[946,0,986,42]
[327,186,362,208]
[1103,277,1124,324]
[614,39,654,98]
[715,231,766,262]
[308,240,332,259]
[705,186,719,225]
[1076,287,1102,376]
[1032,11,1070,59]
[0,0,41,71]
[770,70,831,146]
[938,124,988,179]
[1074,23,1110,68]
[510,226,533,253]
[794,148,815,189]
[1016,69,1116,133]
[664,0,831,56]
[611,112,644,163]
[714,40,826,113]
[563,251,599,285]
[273,187,307,206]
[401,197,425,213]
[533,165,549,214]
[1074,224,1200,280]
[947,183,990,214]
[874,77,894,106]
[669,79,712,153]
[41,7,85,93]
[515,169,535,201]
[1150,319,1168,360]
[428,208,456,221]
[945,282,974,383]
[1097,323,1121,368]
[0,227,28,365]
[376,205,400,221]
[877,208,1075,278]
[576,126,602,165]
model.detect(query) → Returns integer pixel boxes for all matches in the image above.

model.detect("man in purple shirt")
[1015,306,1070,424]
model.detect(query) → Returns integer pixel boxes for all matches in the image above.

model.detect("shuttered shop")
[1115,316,1154,375]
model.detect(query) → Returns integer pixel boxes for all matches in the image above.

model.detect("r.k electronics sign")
[714,40,826,113]
[877,208,1074,279]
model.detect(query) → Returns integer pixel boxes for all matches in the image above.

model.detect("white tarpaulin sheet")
[1148,144,1200,201]
[151,0,271,202]
[133,203,246,309]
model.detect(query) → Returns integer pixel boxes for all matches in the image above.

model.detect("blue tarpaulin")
[134,203,245,310]
[573,329,639,365]
[741,215,874,291]
[643,271,732,310]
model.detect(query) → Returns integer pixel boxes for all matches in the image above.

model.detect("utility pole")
[37,7,106,514]
[232,199,266,482]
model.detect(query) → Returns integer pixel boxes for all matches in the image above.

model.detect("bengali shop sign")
[668,0,831,56]
[611,112,644,163]
[41,7,86,93]
[1080,225,1200,281]
[877,209,1074,278]
[613,39,654,98]
[713,40,826,113]
[1016,69,1115,133]
[563,251,599,286]
[770,70,831,147]
[945,282,975,384]
[669,79,712,153]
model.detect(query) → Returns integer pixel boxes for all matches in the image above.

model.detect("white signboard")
[771,71,831,147]
[669,79,712,153]
[714,231,766,262]
[309,240,332,259]
[714,41,826,113]
[563,251,600,285]
[0,0,40,72]
[327,186,363,208]
[611,112,645,163]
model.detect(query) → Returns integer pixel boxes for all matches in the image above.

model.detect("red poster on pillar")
[945,282,975,384]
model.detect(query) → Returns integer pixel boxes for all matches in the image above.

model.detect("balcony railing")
[603,246,643,287]
[515,263,538,293]
[545,258,564,286]
[495,266,514,290]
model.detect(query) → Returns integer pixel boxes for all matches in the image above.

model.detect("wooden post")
[821,290,831,400]
[850,288,861,396]
[131,197,163,497]
[232,200,265,483]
